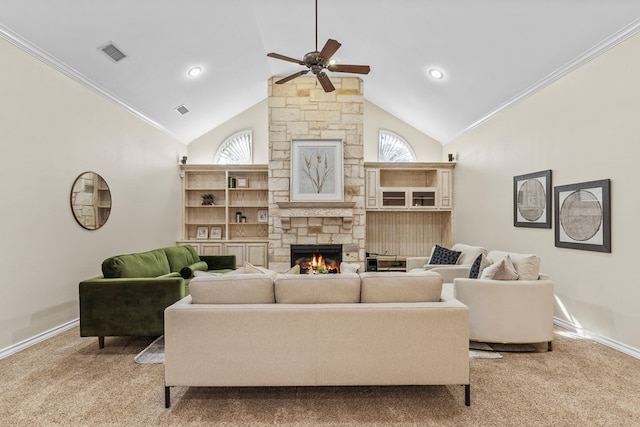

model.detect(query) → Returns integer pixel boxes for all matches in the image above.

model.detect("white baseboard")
[554,317,640,360]
[0,319,79,360]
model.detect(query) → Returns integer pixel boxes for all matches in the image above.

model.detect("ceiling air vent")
[175,105,190,115]
[98,42,127,63]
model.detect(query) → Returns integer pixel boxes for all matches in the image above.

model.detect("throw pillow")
[428,245,462,265]
[340,262,360,274]
[510,254,541,280]
[480,255,519,280]
[468,254,491,279]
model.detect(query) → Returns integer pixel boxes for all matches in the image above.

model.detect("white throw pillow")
[340,262,360,274]
[480,255,519,280]
[510,254,541,280]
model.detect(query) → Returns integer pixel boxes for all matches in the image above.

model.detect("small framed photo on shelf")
[210,226,222,239]
[236,177,249,188]
[258,209,268,223]
[196,226,208,239]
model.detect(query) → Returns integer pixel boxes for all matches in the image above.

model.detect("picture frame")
[236,177,248,188]
[196,226,208,239]
[554,179,611,253]
[291,139,343,202]
[209,226,222,239]
[513,170,552,228]
[257,209,268,223]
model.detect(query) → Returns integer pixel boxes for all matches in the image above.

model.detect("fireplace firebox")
[290,244,342,274]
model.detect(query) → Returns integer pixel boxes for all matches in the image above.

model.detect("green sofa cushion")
[179,261,209,279]
[162,245,200,273]
[102,250,171,278]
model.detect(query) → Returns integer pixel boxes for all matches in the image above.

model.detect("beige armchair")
[454,275,554,350]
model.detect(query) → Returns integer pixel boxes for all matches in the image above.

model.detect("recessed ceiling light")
[428,68,444,79]
[187,66,202,77]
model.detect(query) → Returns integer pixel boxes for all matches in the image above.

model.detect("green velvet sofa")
[79,245,235,348]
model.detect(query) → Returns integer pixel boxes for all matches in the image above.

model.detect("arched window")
[214,130,253,164]
[378,130,416,162]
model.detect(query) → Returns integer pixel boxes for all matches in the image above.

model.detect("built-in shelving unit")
[365,162,455,258]
[178,165,269,267]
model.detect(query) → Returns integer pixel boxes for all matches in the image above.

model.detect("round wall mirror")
[70,171,111,230]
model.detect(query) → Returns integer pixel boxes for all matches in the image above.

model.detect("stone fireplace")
[268,76,365,272]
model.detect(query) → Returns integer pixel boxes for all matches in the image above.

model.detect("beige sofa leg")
[98,336,105,349]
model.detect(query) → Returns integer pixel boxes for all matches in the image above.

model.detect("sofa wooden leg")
[165,386,171,408]
[548,341,553,352]
[465,384,470,406]
[98,336,105,349]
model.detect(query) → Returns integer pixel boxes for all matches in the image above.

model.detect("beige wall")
[188,99,269,164]
[447,31,640,352]
[187,97,442,163]
[0,38,184,351]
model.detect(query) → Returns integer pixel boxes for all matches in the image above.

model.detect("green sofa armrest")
[79,276,186,338]
[200,254,236,271]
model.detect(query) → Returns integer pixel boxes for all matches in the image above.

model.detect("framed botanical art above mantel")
[554,179,611,253]
[290,139,344,202]
[513,169,552,228]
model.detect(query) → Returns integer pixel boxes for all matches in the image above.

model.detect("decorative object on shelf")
[70,171,112,230]
[235,212,242,223]
[196,226,208,239]
[513,170,552,228]
[258,209,268,223]
[236,177,248,188]
[554,179,610,253]
[181,156,187,165]
[210,226,222,239]
[291,139,343,202]
[201,193,215,205]
[241,216,247,223]
[228,176,236,188]
[448,153,454,162]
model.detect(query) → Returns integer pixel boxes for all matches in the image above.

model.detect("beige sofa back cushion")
[189,274,275,304]
[274,273,361,303]
[451,244,488,266]
[359,271,443,303]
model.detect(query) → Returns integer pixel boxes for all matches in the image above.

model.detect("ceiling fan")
[267,0,371,92]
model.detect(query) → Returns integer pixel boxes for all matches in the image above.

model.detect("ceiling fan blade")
[319,39,341,62]
[328,64,371,75]
[275,69,309,84]
[317,71,335,92]
[267,52,305,66]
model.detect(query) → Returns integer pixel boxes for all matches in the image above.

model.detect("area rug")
[134,336,164,364]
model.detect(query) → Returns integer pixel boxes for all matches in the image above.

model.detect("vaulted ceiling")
[2,1,640,145]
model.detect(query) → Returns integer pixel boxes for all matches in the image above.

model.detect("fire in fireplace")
[290,244,342,274]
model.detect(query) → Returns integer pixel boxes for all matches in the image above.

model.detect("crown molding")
[448,17,640,145]
[0,24,179,141]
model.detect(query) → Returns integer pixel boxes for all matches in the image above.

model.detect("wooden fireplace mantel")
[276,202,357,230]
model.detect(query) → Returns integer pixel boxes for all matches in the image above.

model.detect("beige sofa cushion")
[274,273,361,303]
[360,271,443,303]
[451,244,488,266]
[189,274,275,304]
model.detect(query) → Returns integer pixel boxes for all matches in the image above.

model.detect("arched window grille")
[378,130,416,162]
[213,130,253,164]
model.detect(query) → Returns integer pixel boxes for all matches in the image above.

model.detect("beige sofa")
[454,250,554,349]
[164,271,470,408]
[406,243,488,278]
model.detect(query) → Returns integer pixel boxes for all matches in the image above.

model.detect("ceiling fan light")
[428,68,444,79]
[187,66,202,77]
